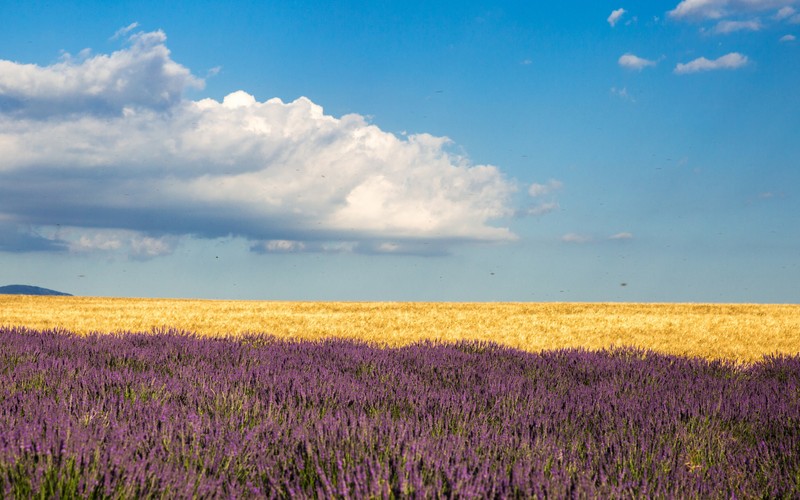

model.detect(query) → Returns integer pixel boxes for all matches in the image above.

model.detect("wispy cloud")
[0,29,518,257]
[526,202,560,217]
[608,8,627,27]
[712,19,763,33]
[111,22,139,40]
[40,227,177,260]
[561,233,592,244]
[254,239,307,253]
[674,52,749,73]
[70,233,124,253]
[669,0,798,20]
[775,6,797,18]
[774,5,800,22]
[561,232,633,244]
[609,232,634,240]
[780,33,797,40]
[611,86,635,102]
[521,180,562,218]
[618,53,658,70]
[528,179,563,197]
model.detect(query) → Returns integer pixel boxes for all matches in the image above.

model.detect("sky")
[0,0,798,302]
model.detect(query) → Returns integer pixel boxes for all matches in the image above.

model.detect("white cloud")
[72,233,124,253]
[669,0,798,20]
[560,232,633,244]
[0,30,518,257]
[780,33,797,39]
[0,30,203,118]
[618,53,658,70]
[674,52,749,73]
[774,5,800,21]
[609,232,634,240]
[712,18,764,33]
[561,233,592,244]
[521,180,562,218]
[261,240,307,253]
[528,179,563,197]
[608,8,627,26]
[112,22,140,40]
[669,0,727,19]
[130,235,174,258]
[610,86,637,102]
[49,227,176,259]
[527,202,560,216]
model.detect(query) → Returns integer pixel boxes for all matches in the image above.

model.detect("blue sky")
[1,0,798,302]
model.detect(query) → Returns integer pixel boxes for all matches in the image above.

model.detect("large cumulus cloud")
[0,30,518,257]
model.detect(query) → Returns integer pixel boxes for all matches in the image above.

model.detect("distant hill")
[0,285,72,296]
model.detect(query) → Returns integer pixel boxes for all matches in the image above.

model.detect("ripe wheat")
[2,296,798,362]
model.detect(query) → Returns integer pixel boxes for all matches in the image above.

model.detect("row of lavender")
[1,326,798,498]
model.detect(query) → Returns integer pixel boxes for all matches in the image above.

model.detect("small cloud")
[528,179,563,198]
[608,8,627,27]
[321,241,358,253]
[780,34,797,41]
[669,0,725,19]
[669,0,797,20]
[712,19,763,34]
[206,66,222,77]
[609,232,634,240]
[674,52,749,74]
[618,53,657,70]
[259,239,307,253]
[746,190,787,205]
[130,236,174,259]
[376,242,400,253]
[521,180,562,218]
[526,202,559,216]
[611,86,635,102]
[53,228,175,259]
[520,58,533,65]
[71,234,124,253]
[776,6,796,20]
[111,22,140,40]
[561,233,592,244]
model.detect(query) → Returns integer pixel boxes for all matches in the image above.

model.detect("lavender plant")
[1,326,798,498]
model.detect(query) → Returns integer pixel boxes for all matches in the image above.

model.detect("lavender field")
[1,326,799,498]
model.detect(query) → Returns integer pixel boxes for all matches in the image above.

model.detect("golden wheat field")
[2,295,799,363]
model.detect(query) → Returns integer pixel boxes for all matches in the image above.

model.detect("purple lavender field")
[1,326,799,498]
